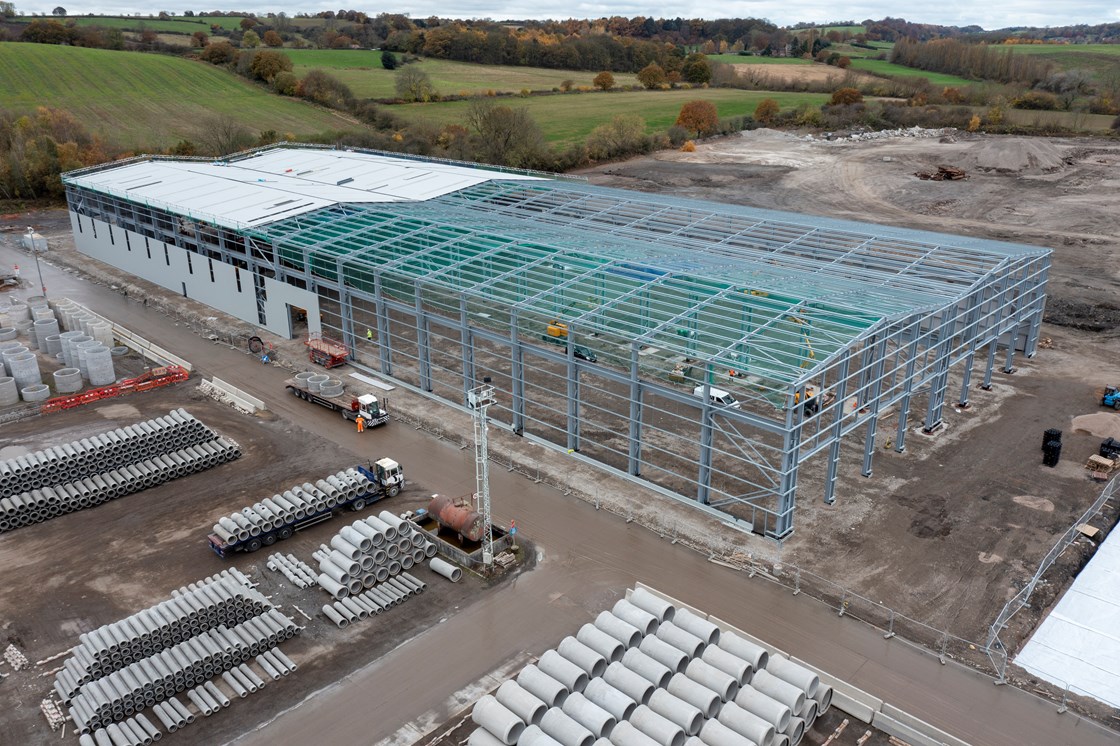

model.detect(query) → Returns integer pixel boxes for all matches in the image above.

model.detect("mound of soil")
[968,137,1065,174]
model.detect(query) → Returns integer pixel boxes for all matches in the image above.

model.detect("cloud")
[13,1,1120,29]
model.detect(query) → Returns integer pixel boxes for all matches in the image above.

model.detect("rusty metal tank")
[428,494,486,542]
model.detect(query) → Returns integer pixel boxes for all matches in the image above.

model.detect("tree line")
[890,38,1053,85]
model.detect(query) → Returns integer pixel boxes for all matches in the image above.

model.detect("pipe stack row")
[0,409,214,496]
[210,468,374,546]
[55,570,269,701]
[0,438,241,534]
[321,572,428,628]
[78,713,162,746]
[65,608,299,734]
[311,510,438,600]
[267,553,318,589]
[469,587,833,746]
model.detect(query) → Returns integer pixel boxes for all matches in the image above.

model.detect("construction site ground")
[0,128,1118,742]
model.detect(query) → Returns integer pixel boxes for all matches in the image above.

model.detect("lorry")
[285,378,390,426]
[207,459,404,557]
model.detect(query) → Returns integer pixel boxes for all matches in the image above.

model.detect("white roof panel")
[64,147,541,229]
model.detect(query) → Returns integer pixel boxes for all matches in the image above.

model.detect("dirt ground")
[0,385,511,745]
[731,63,876,87]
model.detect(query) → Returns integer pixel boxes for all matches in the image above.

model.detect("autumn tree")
[593,71,615,91]
[753,98,779,124]
[675,99,718,137]
[395,66,436,102]
[586,114,648,160]
[248,50,292,83]
[200,40,237,65]
[194,113,254,156]
[262,29,282,47]
[464,99,546,168]
[298,69,355,110]
[680,53,711,85]
[240,29,260,48]
[239,16,257,30]
[829,87,863,105]
[191,30,208,47]
[637,63,667,90]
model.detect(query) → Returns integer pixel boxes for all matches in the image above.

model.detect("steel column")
[696,368,714,506]
[981,339,998,390]
[415,284,432,391]
[373,272,391,375]
[459,295,475,406]
[922,309,956,432]
[510,309,525,435]
[894,323,921,453]
[567,328,580,452]
[628,343,642,476]
[861,336,888,477]
[823,352,852,504]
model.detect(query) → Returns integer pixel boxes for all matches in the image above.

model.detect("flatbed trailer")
[285,378,390,426]
[207,461,403,557]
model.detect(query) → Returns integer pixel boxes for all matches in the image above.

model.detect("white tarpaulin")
[1015,525,1120,708]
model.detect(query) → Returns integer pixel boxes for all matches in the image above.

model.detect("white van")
[693,385,741,409]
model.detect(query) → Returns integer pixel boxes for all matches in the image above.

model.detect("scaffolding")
[63,146,1051,539]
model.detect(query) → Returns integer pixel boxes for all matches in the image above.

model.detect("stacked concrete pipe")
[469,587,831,746]
[266,553,318,589]
[320,571,427,628]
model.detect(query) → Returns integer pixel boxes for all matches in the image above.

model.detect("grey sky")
[15,1,1120,29]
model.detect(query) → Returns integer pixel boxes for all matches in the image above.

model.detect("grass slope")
[993,44,1120,80]
[285,52,642,98]
[0,43,354,149]
[10,14,247,33]
[707,54,812,65]
[847,59,976,86]
[392,89,828,145]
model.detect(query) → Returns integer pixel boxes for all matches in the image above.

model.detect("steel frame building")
[63,145,1050,538]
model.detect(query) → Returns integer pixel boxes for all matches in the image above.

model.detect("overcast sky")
[14,1,1120,29]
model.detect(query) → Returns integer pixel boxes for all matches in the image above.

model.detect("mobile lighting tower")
[468,378,496,565]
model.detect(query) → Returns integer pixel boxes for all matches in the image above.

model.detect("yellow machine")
[546,320,569,338]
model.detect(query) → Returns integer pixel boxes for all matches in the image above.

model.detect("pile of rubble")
[914,165,968,181]
[809,126,957,142]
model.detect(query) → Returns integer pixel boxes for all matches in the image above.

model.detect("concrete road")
[5,244,1116,746]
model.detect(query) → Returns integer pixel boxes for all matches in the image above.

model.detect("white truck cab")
[693,385,741,409]
[357,393,387,421]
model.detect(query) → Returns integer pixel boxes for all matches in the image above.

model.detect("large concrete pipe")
[716,702,774,746]
[620,648,672,689]
[612,600,658,635]
[698,719,756,746]
[782,717,804,746]
[760,658,818,699]
[517,664,569,708]
[810,684,831,716]
[562,692,616,738]
[800,702,816,727]
[319,559,350,585]
[648,689,704,736]
[540,707,595,746]
[472,695,526,746]
[629,705,686,746]
[496,680,547,726]
[629,588,675,623]
[638,636,688,674]
[469,728,509,746]
[594,612,642,648]
[655,622,706,659]
[716,635,768,673]
[577,624,625,663]
[608,721,661,746]
[771,736,788,746]
[558,636,608,678]
[671,609,720,646]
[429,557,463,582]
[685,658,738,702]
[583,678,637,721]
[539,650,589,693]
[602,662,653,707]
[733,686,790,733]
[666,673,721,719]
[521,725,566,746]
[317,574,349,600]
[749,671,803,717]
[322,604,348,628]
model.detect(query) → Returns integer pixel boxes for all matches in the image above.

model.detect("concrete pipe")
[800,701,816,726]
[262,650,290,675]
[364,514,395,539]
[670,608,720,647]
[539,650,589,693]
[0,376,18,405]
[469,728,509,746]
[810,684,831,716]
[386,577,413,597]
[685,658,738,702]
[10,354,43,389]
[540,707,595,746]
[386,559,402,577]
[558,636,608,678]
[582,679,636,723]
[667,673,721,719]
[716,635,768,673]
[629,705,686,746]
[629,588,675,623]
[330,534,363,560]
[152,702,177,732]
[239,663,267,690]
[385,543,401,560]
[341,596,367,620]
[221,671,248,698]
[782,717,804,746]
[472,694,526,746]
[319,559,351,585]
[716,702,773,746]
[135,713,160,742]
[228,666,257,694]
[361,572,377,589]
[648,689,704,736]
[271,647,297,672]
[0,327,15,341]
[373,566,390,583]
[318,574,349,601]
[399,573,426,592]
[612,601,658,636]
[602,661,654,705]
[350,520,385,547]
[256,654,284,680]
[105,723,131,746]
[562,692,616,738]
[496,680,548,726]
[608,722,661,746]
[760,658,818,700]
[430,557,463,582]
[54,367,83,393]
[770,737,787,746]
[577,624,625,663]
[638,636,688,674]
[378,509,408,536]
[733,686,790,733]
[656,622,706,659]
[698,719,756,746]
[620,648,672,689]
[749,672,803,717]
[517,664,569,708]
[328,550,361,576]
[187,687,214,716]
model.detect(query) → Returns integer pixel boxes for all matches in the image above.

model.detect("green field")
[707,54,812,65]
[285,52,642,98]
[391,89,829,145]
[992,43,1120,79]
[848,59,977,86]
[11,14,248,34]
[0,43,356,149]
